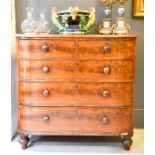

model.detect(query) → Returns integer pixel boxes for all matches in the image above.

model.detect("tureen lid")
[56,7,90,15]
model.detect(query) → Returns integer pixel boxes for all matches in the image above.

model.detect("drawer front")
[19,60,134,79]
[19,82,133,106]
[18,106,132,134]
[18,40,75,58]
[77,39,135,59]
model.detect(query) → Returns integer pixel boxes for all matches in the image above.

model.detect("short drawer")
[77,39,135,59]
[18,39,75,58]
[19,82,133,106]
[18,106,132,134]
[19,60,134,79]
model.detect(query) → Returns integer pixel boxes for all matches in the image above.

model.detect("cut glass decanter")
[21,7,37,34]
[36,9,50,34]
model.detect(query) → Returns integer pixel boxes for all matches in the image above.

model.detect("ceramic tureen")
[51,7,95,34]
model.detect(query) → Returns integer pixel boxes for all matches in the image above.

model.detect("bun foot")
[19,134,29,150]
[122,132,133,151]
[122,138,133,150]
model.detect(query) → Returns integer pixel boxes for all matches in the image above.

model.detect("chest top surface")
[16,34,137,38]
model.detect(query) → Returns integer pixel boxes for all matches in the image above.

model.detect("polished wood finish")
[16,34,137,38]
[19,105,132,134]
[19,81,133,106]
[19,60,134,79]
[18,39,75,58]
[16,35,136,150]
[77,39,135,59]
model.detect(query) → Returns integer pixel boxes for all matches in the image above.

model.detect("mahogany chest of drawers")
[16,35,136,150]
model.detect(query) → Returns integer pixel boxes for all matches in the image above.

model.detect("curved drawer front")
[19,60,134,79]
[77,39,135,59]
[19,82,133,106]
[19,106,132,134]
[18,40,75,58]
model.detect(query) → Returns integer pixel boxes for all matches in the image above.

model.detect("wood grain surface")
[19,81,133,106]
[18,60,134,79]
[18,105,132,134]
[18,39,75,58]
[77,39,135,59]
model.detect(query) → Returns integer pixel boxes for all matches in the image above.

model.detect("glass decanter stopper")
[36,9,51,34]
[21,7,37,34]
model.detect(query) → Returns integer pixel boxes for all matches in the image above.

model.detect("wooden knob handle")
[103,66,110,74]
[41,44,49,52]
[42,66,49,73]
[43,90,49,97]
[103,90,109,97]
[43,116,49,121]
[102,116,109,124]
[103,44,110,53]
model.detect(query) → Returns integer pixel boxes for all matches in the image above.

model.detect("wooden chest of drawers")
[16,35,136,150]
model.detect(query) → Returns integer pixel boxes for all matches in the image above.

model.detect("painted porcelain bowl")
[51,7,95,34]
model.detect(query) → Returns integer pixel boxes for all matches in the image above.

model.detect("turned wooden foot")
[122,132,133,151]
[19,134,29,150]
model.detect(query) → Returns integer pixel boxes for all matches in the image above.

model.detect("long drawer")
[19,81,133,106]
[77,39,135,59]
[18,106,132,134]
[18,39,75,58]
[18,60,134,79]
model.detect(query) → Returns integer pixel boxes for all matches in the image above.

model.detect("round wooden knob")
[103,44,110,53]
[41,44,49,52]
[43,116,49,121]
[102,116,109,124]
[43,90,49,97]
[103,66,110,74]
[42,66,49,73]
[103,90,109,97]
